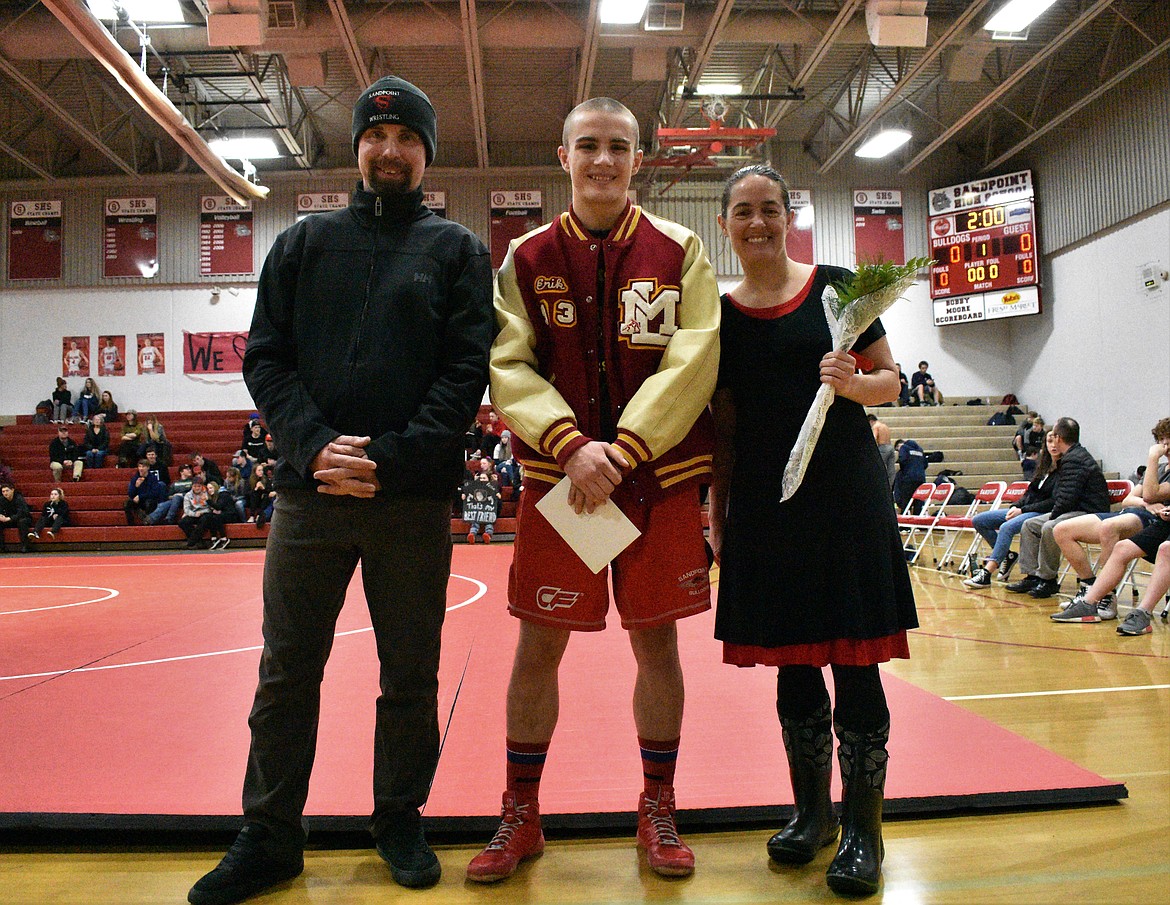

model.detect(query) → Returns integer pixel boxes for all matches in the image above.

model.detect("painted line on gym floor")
[0,573,486,682]
[909,629,1168,660]
[945,683,1169,701]
[0,586,118,615]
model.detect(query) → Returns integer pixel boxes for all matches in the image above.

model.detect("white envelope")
[534,476,642,573]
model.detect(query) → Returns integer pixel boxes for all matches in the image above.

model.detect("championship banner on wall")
[423,191,446,219]
[199,196,254,276]
[183,330,249,375]
[852,189,905,265]
[62,336,90,378]
[104,197,158,278]
[137,333,166,375]
[97,335,126,377]
[489,190,542,269]
[296,191,348,221]
[9,199,63,281]
[786,189,815,265]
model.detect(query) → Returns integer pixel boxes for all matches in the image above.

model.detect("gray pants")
[242,488,453,843]
[1018,510,1087,579]
[877,443,895,490]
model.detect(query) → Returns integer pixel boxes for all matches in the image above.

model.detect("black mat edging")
[0,783,1127,843]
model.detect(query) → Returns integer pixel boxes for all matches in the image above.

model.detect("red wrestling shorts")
[508,482,712,631]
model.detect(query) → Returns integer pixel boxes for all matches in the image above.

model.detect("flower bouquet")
[780,257,932,502]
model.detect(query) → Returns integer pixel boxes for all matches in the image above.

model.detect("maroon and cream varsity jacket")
[490,201,720,496]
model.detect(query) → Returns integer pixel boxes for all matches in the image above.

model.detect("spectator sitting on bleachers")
[98,391,119,422]
[29,487,70,540]
[1049,418,1170,616]
[895,363,911,407]
[248,462,276,527]
[1052,506,1170,628]
[869,414,895,490]
[144,446,170,489]
[51,377,72,423]
[1013,413,1042,458]
[74,378,100,423]
[240,412,261,447]
[178,477,212,549]
[117,410,145,468]
[221,466,249,522]
[206,480,239,550]
[190,452,224,485]
[462,471,500,544]
[478,411,502,460]
[0,483,34,553]
[910,360,943,405]
[82,413,110,469]
[493,428,513,463]
[963,431,1061,588]
[464,418,484,456]
[124,458,167,525]
[49,424,83,483]
[140,415,172,466]
[229,449,253,483]
[1006,416,1111,600]
[242,419,267,463]
[497,449,522,493]
[893,438,927,512]
[262,433,278,464]
[147,462,194,525]
[0,456,12,488]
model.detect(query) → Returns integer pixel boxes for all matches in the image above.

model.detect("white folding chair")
[936,481,1007,573]
[898,482,955,565]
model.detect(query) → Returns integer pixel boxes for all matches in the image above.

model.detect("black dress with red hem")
[715,265,917,668]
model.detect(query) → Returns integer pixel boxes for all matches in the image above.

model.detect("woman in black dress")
[709,165,917,896]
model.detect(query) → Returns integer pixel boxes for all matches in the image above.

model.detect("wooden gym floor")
[0,548,1167,904]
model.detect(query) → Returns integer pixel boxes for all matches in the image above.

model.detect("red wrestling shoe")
[637,787,694,877]
[466,792,544,883]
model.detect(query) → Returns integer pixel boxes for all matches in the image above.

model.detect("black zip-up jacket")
[1017,469,1057,514]
[1049,442,1111,518]
[0,489,31,521]
[49,437,81,464]
[244,183,494,499]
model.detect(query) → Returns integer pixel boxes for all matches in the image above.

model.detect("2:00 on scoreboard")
[928,201,1037,299]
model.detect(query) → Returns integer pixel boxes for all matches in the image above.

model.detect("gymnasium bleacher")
[0,410,516,552]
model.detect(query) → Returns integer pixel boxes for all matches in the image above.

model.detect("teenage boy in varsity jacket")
[467,97,720,883]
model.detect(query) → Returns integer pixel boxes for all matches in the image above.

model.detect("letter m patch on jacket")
[618,279,680,346]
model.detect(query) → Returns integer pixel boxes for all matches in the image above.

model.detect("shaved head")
[562,97,639,149]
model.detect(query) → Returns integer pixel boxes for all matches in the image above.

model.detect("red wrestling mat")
[0,550,1123,832]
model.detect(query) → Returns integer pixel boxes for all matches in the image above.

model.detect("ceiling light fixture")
[600,0,650,25]
[983,0,1058,34]
[677,83,743,96]
[208,137,281,160]
[855,129,912,158]
[86,1,186,23]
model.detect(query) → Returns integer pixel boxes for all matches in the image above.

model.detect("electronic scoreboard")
[927,169,1040,325]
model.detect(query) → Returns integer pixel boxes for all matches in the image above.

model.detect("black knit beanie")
[351,76,437,165]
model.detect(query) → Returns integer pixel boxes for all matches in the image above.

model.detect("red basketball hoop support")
[642,117,776,191]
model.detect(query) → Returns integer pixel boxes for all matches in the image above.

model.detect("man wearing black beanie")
[189,76,494,905]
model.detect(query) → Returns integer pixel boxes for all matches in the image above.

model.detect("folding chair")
[1057,480,1136,586]
[935,481,1007,573]
[897,482,954,565]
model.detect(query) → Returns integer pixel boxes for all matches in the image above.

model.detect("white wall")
[1008,205,1170,475]
[879,282,1015,400]
[0,285,259,415]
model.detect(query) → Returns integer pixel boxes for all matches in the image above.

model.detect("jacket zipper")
[349,196,381,396]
